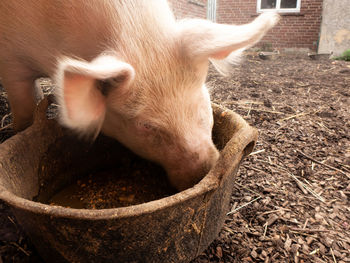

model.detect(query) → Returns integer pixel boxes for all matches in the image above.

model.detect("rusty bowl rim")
[0,104,257,220]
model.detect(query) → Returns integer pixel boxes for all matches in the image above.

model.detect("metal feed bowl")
[0,98,257,263]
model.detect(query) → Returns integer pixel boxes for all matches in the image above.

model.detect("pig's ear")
[178,13,279,74]
[55,55,135,137]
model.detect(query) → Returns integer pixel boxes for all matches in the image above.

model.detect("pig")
[0,1,279,190]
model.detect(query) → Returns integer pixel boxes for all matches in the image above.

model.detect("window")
[257,0,301,13]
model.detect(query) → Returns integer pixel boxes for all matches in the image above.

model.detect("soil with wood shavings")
[0,54,349,263]
[193,54,350,263]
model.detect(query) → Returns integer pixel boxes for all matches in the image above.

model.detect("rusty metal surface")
[0,99,258,263]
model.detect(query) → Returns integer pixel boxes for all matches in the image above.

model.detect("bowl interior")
[35,135,179,209]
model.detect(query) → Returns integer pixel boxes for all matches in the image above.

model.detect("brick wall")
[168,0,207,19]
[216,0,323,51]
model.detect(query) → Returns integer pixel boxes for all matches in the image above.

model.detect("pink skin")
[0,0,278,190]
[102,83,218,190]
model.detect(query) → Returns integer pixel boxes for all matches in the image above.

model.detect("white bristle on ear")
[209,49,244,76]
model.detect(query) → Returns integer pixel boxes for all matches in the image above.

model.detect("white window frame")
[207,0,217,22]
[257,0,301,13]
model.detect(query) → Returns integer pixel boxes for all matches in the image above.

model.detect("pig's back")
[0,0,177,76]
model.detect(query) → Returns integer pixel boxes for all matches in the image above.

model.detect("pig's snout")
[166,143,219,191]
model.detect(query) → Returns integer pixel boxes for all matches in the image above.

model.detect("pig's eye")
[135,120,155,133]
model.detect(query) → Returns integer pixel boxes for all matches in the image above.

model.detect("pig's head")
[54,13,279,190]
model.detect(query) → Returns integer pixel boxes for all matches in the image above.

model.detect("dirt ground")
[0,53,349,262]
